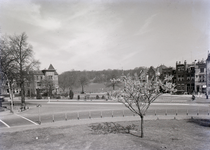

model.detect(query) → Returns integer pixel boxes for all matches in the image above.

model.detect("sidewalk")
[1,114,209,133]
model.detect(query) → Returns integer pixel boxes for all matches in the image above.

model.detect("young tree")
[115,72,175,138]
[106,78,121,90]
[79,74,89,94]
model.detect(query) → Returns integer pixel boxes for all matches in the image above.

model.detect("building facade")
[30,64,59,96]
[175,61,195,94]
[175,61,187,94]
[206,54,210,95]
[195,60,206,94]
[1,64,59,98]
[161,67,176,83]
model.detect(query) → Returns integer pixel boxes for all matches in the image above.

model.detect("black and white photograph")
[0,0,210,149]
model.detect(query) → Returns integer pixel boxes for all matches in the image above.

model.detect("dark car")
[0,96,5,102]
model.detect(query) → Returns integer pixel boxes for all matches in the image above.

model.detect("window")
[200,68,204,73]
[48,76,53,79]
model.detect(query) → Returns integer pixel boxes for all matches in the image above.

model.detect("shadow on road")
[187,118,210,127]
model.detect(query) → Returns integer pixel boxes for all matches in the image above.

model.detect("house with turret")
[29,64,59,97]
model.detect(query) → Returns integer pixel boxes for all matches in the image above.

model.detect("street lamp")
[194,60,197,94]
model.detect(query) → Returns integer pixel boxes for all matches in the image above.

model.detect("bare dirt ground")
[0,118,210,150]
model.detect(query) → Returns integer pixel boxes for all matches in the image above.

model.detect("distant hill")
[58,65,169,93]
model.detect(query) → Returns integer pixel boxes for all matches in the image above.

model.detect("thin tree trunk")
[82,85,84,93]
[113,84,115,90]
[140,115,144,138]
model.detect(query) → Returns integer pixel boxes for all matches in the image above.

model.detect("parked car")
[0,95,5,102]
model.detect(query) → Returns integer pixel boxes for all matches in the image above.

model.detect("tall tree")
[115,72,176,138]
[0,35,19,112]
[1,33,39,109]
[58,71,79,92]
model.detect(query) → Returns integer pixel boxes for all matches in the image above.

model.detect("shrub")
[96,95,99,99]
[69,90,74,99]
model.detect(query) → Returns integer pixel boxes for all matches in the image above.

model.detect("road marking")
[0,119,10,128]
[14,114,39,125]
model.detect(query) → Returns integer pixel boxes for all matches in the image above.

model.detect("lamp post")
[194,60,197,94]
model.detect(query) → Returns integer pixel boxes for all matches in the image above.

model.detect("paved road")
[0,99,209,130]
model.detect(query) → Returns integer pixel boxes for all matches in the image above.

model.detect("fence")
[29,107,210,125]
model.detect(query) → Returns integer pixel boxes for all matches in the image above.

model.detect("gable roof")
[48,64,55,70]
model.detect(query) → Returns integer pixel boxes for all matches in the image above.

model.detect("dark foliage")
[89,122,137,134]
[188,118,210,127]
[69,90,74,99]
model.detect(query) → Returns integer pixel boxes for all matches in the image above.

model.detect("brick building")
[1,64,59,97]
[195,60,206,94]
[206,54,210,95]
[30,64,59,96]
[161,67,176,83]
[175,61,195,94]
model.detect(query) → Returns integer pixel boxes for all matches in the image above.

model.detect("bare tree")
[79,74,89,94]
[1,33,40,110]
[115,72,176,138]
[1,35,19,112]
[58,71,79,92]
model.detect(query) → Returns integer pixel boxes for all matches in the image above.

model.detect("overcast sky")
[0,0,209,74]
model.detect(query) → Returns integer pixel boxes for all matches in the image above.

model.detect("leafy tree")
[59,72,71,92]
[59,71,80,92]
[115,72,175,138]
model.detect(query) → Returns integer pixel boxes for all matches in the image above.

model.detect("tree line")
[58,67,148,93]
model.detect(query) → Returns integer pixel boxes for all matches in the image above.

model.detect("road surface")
[0,98,209,129]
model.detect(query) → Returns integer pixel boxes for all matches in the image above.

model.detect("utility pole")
[194,60,197,94]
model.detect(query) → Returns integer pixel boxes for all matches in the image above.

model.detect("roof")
[55,71,58,75]
[31,70,43,75]
[207,53,210,61]
[48,64,55,70]
[147,66,155,73]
